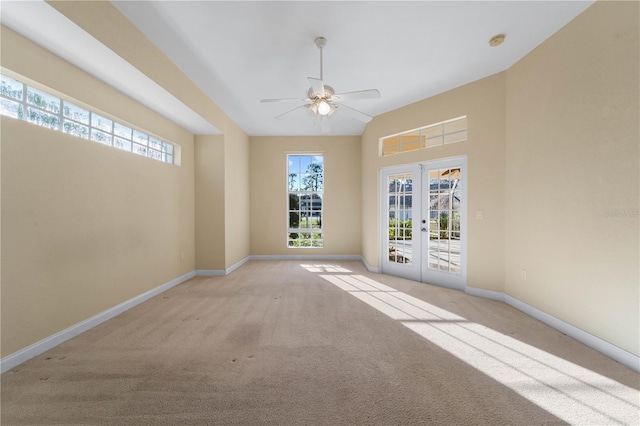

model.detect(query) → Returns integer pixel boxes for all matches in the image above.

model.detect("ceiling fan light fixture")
[260,36,380,126]
[317,99,331,116]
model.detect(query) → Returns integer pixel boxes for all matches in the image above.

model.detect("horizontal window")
[0,72,177,166]
[380,116,467,157]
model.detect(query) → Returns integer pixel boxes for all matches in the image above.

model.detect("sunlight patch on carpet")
[317,272,640,425]
[300,264,352,273]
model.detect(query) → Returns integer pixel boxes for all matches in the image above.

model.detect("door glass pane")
[428,167,462,274]
[387,173,413,264]
[428,246,438,269]
[452,191,461,210]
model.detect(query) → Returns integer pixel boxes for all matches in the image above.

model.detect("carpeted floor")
[1,260,638,425]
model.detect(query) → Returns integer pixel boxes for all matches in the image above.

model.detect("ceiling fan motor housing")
[308,85,335,100]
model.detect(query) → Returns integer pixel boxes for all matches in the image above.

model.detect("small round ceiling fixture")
[489,34,506,47]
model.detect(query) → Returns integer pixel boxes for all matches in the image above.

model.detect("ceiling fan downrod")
[315,37,327,81]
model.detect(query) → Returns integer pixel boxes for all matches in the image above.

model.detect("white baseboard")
[195,269,226,276]
[196,256,252,276]
[466,286,639,372]
[361,256,381,273]
[226,256,251,274]
[465,286,505,301]
[0,270,196,374]
[502,295,639,373]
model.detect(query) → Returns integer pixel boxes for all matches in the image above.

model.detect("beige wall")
[225,128,251,268]
[195,130,250,271]
[1,27,196,357]
[49,1,252,270]
[361,73,506,291]
[505,1,639,356]
[195,135,226,270]
[250,136,362,256]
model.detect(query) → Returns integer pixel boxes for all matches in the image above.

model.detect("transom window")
[380,115,467,156]
[287,154,324,248]
[0,72,176,165]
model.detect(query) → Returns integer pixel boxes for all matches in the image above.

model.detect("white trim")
[226,256,251,274]
[361,256,381,273]
[195,256,252,276]
[0,270,196,374]
[503,295,639,373]
[195,269,226,276]
[465,286,505,301]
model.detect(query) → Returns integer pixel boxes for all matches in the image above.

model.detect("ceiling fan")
[260,37,381,129]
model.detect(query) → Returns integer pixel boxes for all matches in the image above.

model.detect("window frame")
[287,153,324,249]
[380,115,468,157]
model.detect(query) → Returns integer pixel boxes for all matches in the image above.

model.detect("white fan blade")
[333,89,381,102]
[338,103,373,123]
[276,104,309,120]
[308,77,325,98]
[261,98,308,103]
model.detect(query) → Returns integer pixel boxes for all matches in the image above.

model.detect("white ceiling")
[3,1,594,137]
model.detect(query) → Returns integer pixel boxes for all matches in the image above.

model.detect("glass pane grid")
[387,174,413,264]
[427,167,462,274]
[288,155,324,248]
[0,73,177,165]
[381,116,467,157]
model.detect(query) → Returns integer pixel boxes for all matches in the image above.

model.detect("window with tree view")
[288,154,324,248]
[0,73,176,165]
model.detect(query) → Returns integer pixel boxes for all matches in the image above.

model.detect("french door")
[380,156,467,290]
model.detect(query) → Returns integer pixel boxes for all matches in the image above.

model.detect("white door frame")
[379,155,467,290]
